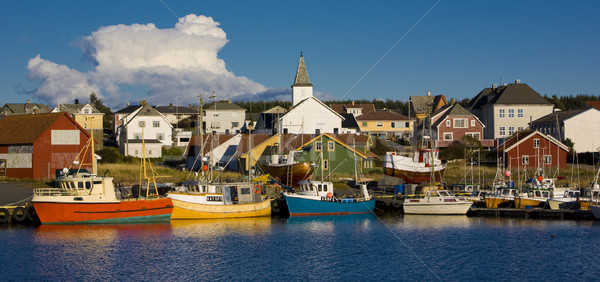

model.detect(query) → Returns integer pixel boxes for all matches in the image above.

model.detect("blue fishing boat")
[283,180,375,216]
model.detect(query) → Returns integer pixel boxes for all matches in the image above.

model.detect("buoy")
[202,164,208,171]
[504,170,511,177]
[253,184,261,194]
[537,175,544,182]
[327,192,333,198]
[12,206,27,222]
[0,208,9,223]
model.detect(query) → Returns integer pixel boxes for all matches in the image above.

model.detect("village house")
[356,111,413,140]
[1,100,51,116]
[51,101,104,150]
[0,112,92,179]
[495,130,568,172]
[203,99,246,135]
[468,80,554,140]
[530,107,600,153]
[330,102,376,117]
[116,102,173,158]
[154,103,199,126]
[278,53,344,135]
[417,103,495,149]
[409,93,448,123]
[254,106,287,134]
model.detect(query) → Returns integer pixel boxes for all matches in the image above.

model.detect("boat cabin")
[296,181,334,197]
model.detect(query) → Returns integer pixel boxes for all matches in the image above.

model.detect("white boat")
[167,180,271,219]
[403,188,472,215]
[383,148,446,184]
[547,189,581,210]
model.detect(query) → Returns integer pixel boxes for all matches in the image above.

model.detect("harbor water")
[2,212,599,281]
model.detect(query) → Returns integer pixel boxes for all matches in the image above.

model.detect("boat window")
[439,191,450,197]
[324,184,328,191]
[241,187,250,194]
[542,191,549,197]
[318,184,322,192]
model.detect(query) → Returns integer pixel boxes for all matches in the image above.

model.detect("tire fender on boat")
[26,205,37,222]
[271,200,281,214]
[0,208,9,223]
[12,206,27,222]
[253,184,261,194]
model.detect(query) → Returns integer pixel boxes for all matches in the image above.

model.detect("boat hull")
[590,205,600,219]
[514,198,547,209]
[484,197,514,208]
[262,162,314,187]
[170,198,272,219]
[284,194,375,216]
[403,201,472,215]
[383,154,445,184]
[32,197,173,224]
[547,199,579,210]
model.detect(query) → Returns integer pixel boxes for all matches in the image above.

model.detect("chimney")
[169,103,173,109]
[427,91,431,96]
[515,79,520,84]
[26,100,30,104]
[352,100,355,105]
[492,84,497,90]
[126,101,130,106]
[140,100,147,106]
[503,83,507,86]
[74,98,79,104]
[228,98,232,103]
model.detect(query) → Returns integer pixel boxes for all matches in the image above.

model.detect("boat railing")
[33,188,86,197]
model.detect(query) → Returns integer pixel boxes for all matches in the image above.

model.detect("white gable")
[279,97,343,134]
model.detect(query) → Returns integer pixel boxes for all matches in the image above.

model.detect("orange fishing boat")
[32,121,172,224]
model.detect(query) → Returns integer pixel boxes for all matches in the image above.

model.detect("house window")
[522,155,529,165]
[518,109,524,118]
[211,121,220,129]
[157,133,164,141]
[316,141,322,152]
[153,121,160,128]
[470,120,475,127]
[405,122,410,128]
[518,127,524,131]
[466,132,480,140]
[376,122,383,127]
[446,120,450,127]
[391,122,396,128]
[533,138,540,148]
[508,127,515,135]
[139,121,145,128]
[454,118,467,128]
[134,150,139,156]
[362,122,367,127]
[499,109,505,118]
[443,133,453,140]
[148,150,152,156]
[544,155,552,164]
[323,159,329,170]
[232,122,239,128]
[134,134,142,139]
[328,141,335,152]
[499,127,505,136]
[508,109,514,118]
[84,109,90,114]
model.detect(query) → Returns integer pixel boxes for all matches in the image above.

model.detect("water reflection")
[169,217,272,238]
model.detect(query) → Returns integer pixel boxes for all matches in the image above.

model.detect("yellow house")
[356,111,414,140]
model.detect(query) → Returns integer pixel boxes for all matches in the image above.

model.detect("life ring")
[0,208,9,223]
[327,192,333,198]
[12,206,27,222]
[253,184,261,194]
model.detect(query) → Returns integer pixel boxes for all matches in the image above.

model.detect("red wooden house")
[495,130,568,171]
[0,112,92,179]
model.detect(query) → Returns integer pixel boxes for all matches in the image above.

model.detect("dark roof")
[356,111,410,121]
[1,103,51,115]
[154,105,198,114]
[186,134,237,156]
[340,113,359,128]
[114,105,142,114]
[291,54,312,87]
[0,112,84,145]
[410,95,447,114]
[530,108,590,124]
[205,101,245,111]
[469,82,551,110]
[329,103,376,115]
[495,130,536,152]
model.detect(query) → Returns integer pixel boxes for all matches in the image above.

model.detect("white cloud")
[27,14,266,108]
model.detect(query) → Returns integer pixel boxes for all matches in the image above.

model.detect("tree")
[89,92,114,134]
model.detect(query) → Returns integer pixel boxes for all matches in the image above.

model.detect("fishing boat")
[547,189,581,210]
[32,125,173,224]
[283,180,375,216]
[167,180,271,219]
[403,185,473,215]
[514,176,555,209]
[261,150,314,187]
[383,147,445,184]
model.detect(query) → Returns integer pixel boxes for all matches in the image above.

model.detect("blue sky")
[1,1,599,109]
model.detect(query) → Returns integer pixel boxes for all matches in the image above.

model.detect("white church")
[278,53,344,135]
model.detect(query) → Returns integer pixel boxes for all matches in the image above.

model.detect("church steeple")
[291,52,313,106]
